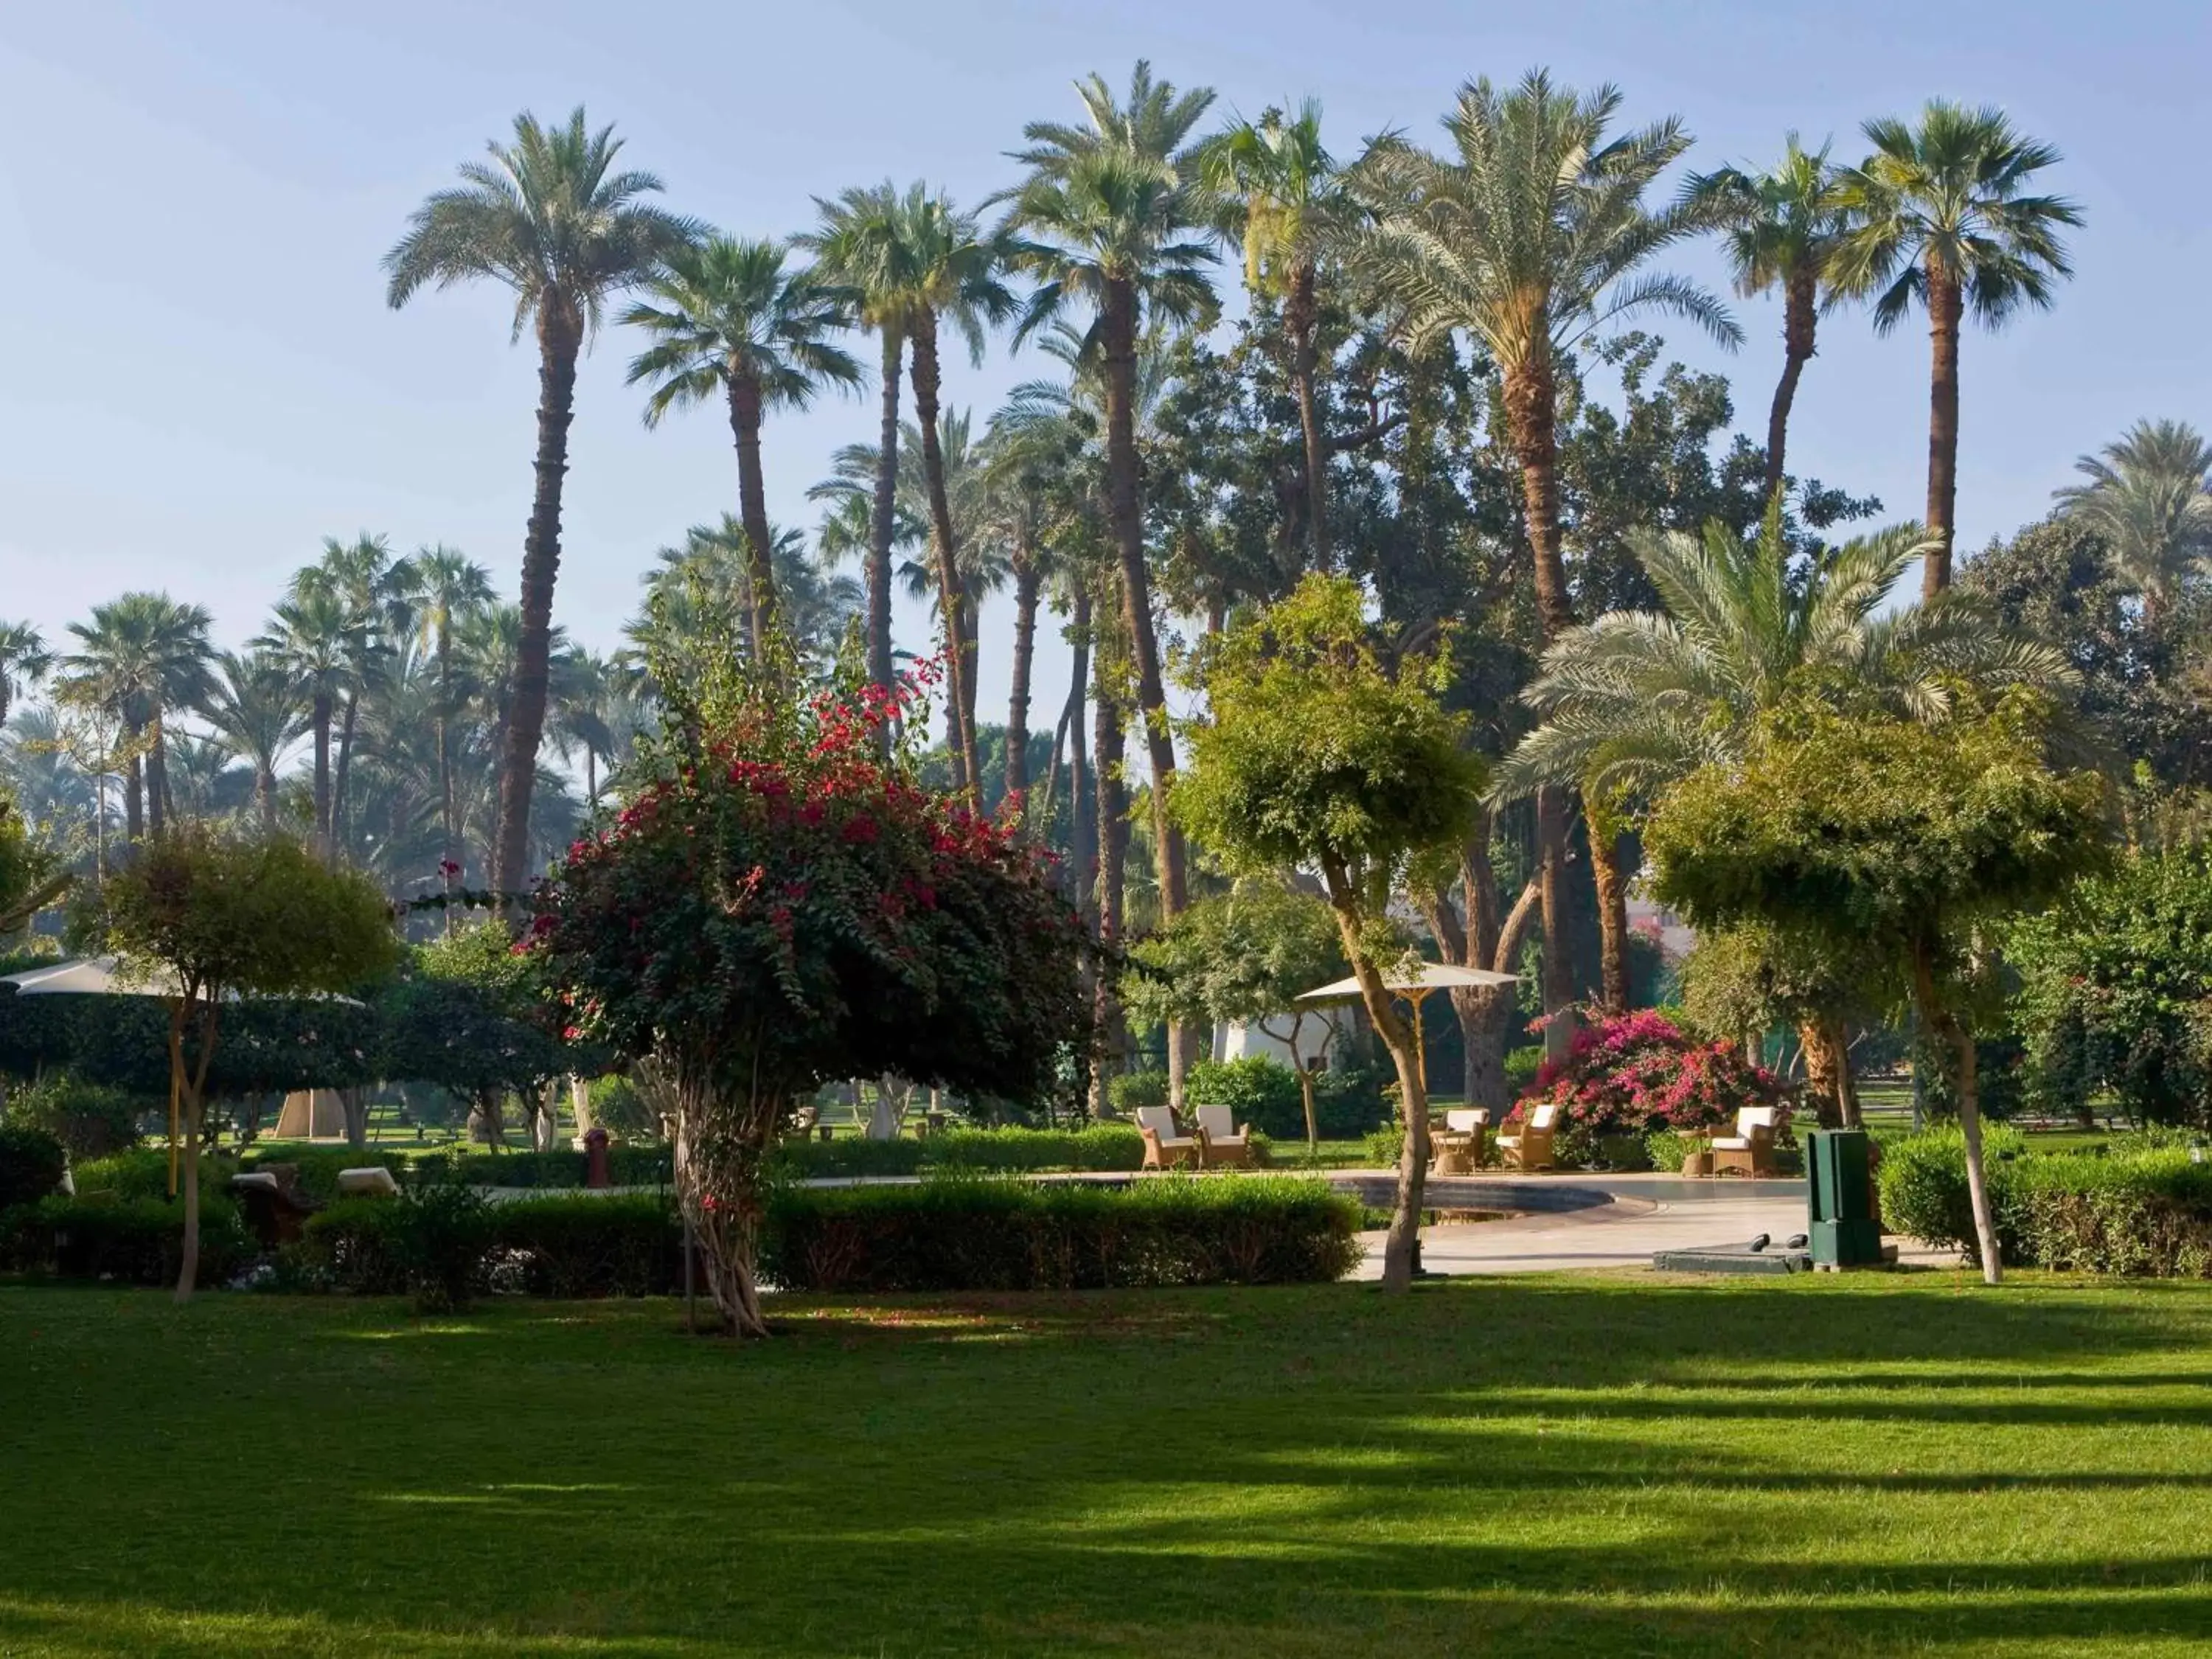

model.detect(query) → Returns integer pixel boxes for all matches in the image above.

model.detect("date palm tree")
[392,546,495,886]
[197,650,307,832]
[254,587,364,858]
[2052,419,2212,628]
[622,236,860,661]
[1000,60,1220,938]
[298,532,401,850]
[385,106,698,896]
[1199,99,1364,570]
[1686,137,1866,504]
[1832,102,2081,599]
[1354,69,1741,1015]
[58,593,215,841]
[0,622,52,731]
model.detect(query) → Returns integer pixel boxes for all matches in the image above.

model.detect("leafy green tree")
[1123,881,1347,1149]
[1646,695,2109,1283]
[623,237,860,661]
[1686,138,1866,502]
[68,827,397,1298]
[0,790,69,936]
[385,107,697,896]
[1173,576,1485,1290]
[2052,419,2212,628]
[1354,70,1741,1026]
[1832,102,2081,598]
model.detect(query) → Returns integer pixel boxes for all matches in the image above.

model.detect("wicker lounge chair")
[1497,1102,1559,1171]
[1194,1103,1253,1167]
[1136,1105,1199,1171]
[1429,1108,1489,1175]
[1713,1106,1780,1176]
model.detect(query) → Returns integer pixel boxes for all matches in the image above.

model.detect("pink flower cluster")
[1510,1009,1785,1137]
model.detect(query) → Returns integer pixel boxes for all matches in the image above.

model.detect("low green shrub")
[771,1127,1146,1180]
[411,1147,673,1189]
[1645,1129,1691,1173]
[299,1192,684,1299]
[1503,1046,1545,1093]
[1186,1057,1305,1138]
[0,1124,67,1210]
[764,1175,1362,1293]
[14,1193,251,1285]
[1107,1071,1169,1115]
[1363,1124,1404,1169]
[1875,1124,2029,1263]
[239,1147,409,1206]
[2010,1151,2212,1277]
[770,1137,928,1179]
[6,1075,144,1160]
[492,1194,682,1297]
[388,1183,494,1312]
[1313,1057,1394,1138]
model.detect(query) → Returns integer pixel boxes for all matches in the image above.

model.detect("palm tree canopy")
[1685,136,1868,305]
[999,60,1222,350]
[801,183,1018,365]
[393,545,496,655]
[383,106,700,338]
[58,592,216,727]
[253,587,366,698]
[1197,99,1361,294]
[1494,512,2081,804]
[622,235,862,423]
[1830,100,2082,334]
[2053,418,2212,608]
[1352,71,1743,374]
[198,650,308,775]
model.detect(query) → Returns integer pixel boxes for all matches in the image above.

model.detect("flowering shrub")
[529,661,1091,1335]
[1508,1009,1786,1159]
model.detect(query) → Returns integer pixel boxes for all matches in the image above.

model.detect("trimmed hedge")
[413,1147,673,1189]
[0,1125,67,1211]
[6,1192,253,1285]
[296,1192,683,1299]
[764,1175,1362,1292]
[771,1126,1148,1179]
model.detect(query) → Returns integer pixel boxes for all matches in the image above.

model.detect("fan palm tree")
[1495,511,2079,1121]
[1199,99,1364,570]
[254,587,364,857]
[1000,60,1220,934]
[622,236,860,661]
[0,623,52,731]
[1686,137,1866,503]
[2052,419,2212,627]
[392,546,495,883]
[1354,69,1741,1015]
[296,532,401,849]
[58,593,215,841]
[385,106,698,896]
[1832,102,2081,599]
[198,650,307,832]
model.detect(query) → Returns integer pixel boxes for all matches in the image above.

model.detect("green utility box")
[1806,1130,1885,1268]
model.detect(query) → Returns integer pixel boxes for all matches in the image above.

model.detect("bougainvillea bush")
[1506,1009,1787,1166]
[530,661,1091,1335]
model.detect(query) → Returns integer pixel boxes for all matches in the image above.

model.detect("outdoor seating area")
[1137,1104,1254,1169]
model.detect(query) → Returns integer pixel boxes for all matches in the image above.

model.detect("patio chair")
[1136,1105,1199,1172]
[1713,1106,1780,1177]
[1497,1102,1559,1172]
[1194,1104,1253,1168]
[1429,1108,1489,1175]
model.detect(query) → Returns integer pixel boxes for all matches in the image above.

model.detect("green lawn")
[5,1275,2212,1656]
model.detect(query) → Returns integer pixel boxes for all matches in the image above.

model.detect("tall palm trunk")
[867,328,903,748]
[1923,260,1963,599]
[907,310,981,801]
[1090,668,1128,1118]
[1800,1014,1860,1130]
[309,692,333,855]
[123,739,144,844]
[144,717,169,837]
[1589,822,1632,1011]
[1287,259,1332,571]
[494,299,582,901]
[333,691,359,861]
[257,764,277,833]
[959,591,981,773]
[1006,542,1042,802]
[1101,278,1194,1102]
[1065,588,1093,900]
[1764,269,1818,505]
[727,368,779,661]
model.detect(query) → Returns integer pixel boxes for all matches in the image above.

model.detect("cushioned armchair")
[1136,1105,1199,1171]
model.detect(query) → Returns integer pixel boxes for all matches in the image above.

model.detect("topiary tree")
[533,664,1091,1337]
[1122,881,1347,1151]
[1172,575,1486,1290]
[68,826,398,1299]
[1645,694,2108,1283]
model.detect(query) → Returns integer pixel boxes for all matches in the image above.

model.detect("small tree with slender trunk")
[1173,576,1486,1290]
[67,827,397,1301]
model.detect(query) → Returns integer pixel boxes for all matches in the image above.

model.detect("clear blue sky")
[3,0,2204,740]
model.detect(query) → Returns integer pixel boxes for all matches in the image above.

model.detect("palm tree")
[1832,102,2081,599]
[1354,70,1741,1015]
[0,623,52,731]
[978,407,1074,802]
[1200,99,1363,570]
[297,532,401,850]
[58,594,214,840]
[623,236,860,661]
[1495,511,2078,1121]
[254,587,363,857]
[1001,59,1220,945]
[2053,419,2212,627]
[392,546,495,886]
[198,651,307,832]
[1686,137,1866,504]
[385,107,698,896]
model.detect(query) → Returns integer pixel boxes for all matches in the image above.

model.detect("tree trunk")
[1100,276,1192,1105]
[493,299,582,902]
[908,310,981,800]
[1321,856,1427,1292]
[167,998,219,1304]
[867,327,902,751]
[1923,261,1962,599]
[437,629,458,900]
[1913,942,1999,1283]
[310,695,331,855]
[959,591,981,776]
[1764,270,1818,505]
[1799,1015,1860,1130]
[1089,674,1129,1117]
[1587,810,1631,1012]
[672,1099,772,1338]
[257,765,277,833]
[727,369,778,661]
[1006,549,1041,804]
[123,740,143,844]
[342,1087,370,1150]
[1066,590,1093,910]
[145,718,168,837]
[1537,788,1574,1057]
[333,691,359,859]
[1287,258,1331,571]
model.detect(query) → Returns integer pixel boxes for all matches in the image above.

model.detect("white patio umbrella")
[1295,961,1520,1097]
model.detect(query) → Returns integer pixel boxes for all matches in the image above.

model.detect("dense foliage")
[1512,1009,1786,1158]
